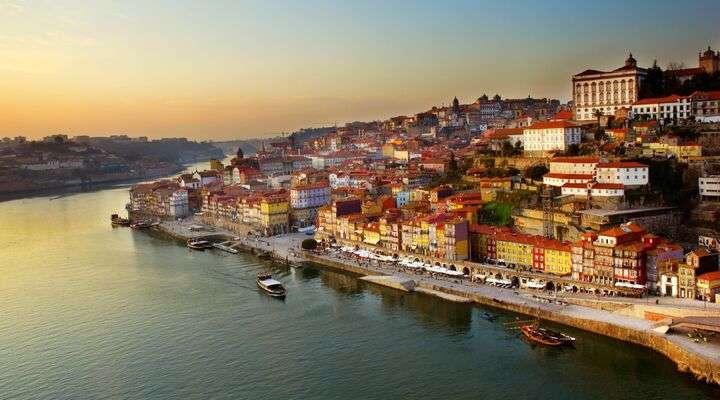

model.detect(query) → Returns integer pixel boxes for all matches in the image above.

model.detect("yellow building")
[363,224,381,246]
[495,232,534,268]
[543,244,573,276]
[260,196,289,236]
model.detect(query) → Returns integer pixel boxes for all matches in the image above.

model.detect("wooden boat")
[187,239,213,250]
[110,214,131,227]
[521,325,563,347]
[256,273,287,298]
[536,327,576,344]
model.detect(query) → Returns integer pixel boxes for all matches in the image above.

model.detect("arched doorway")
[462,267,470,276]
[545,281,555,291]
[511,276,520,288]
[495,273,503,280]
[572,286,578,293]
[449,265,456,271]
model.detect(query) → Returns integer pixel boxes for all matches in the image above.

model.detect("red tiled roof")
[596,162,647,168]
[552,110,574,120]
[550,156,600,164]
[697,271,720,282]
[633,95,687,106]
[526,121,579,130]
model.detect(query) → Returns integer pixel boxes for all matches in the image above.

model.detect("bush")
[301,238,318,250]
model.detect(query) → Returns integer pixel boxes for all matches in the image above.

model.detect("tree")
[565,143,580,156]
[525,165,549,181]
[593,128,608,143]
[447,153,460,180]
[501,140,514,157]
[639,60,665,98]
[301,238,318,250]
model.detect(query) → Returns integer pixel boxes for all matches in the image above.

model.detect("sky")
[1,0,719,140]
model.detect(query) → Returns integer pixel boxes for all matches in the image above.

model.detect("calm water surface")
[1,182,719,399]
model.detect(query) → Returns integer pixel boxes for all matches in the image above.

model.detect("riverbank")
[302,251,720,387]
[129,218,720,387]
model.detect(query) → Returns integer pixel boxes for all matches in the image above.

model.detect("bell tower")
[699,47,719,74]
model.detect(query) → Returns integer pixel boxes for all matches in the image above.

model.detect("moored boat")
[521,325,563,347]
[256,273,286,298]
[187,238,213,250]
[130,220,151,229]
[110,214,131,227]
[536,327,576,344]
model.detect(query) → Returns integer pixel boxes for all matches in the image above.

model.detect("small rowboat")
[521,325,563,347]
[536,327,576,344]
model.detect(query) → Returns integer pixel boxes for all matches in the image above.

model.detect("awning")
[364,237,380,245]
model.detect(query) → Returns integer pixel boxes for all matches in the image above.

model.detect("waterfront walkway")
[150,218,720,385]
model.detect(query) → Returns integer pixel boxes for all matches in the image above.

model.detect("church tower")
[700,47,719,74]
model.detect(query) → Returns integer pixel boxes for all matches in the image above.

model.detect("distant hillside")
[89,138,224,163]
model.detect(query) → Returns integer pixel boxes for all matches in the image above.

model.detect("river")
[1,160,719,399]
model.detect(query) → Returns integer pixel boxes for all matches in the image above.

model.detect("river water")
[1,164,719,399]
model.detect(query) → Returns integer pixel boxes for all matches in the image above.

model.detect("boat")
[187,238,213,250]
[536,327,576,344]
[110,214,130,227]
[130,220,151,229]
[520,325,563,347]
[256,273,287,298]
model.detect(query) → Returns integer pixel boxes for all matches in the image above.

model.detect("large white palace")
[572,54,647,121]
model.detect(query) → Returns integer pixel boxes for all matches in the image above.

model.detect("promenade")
[149,218,720,386]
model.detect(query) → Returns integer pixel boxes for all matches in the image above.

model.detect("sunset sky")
[1,0,719,140]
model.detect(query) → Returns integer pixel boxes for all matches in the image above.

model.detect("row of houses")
[631,90,720,123]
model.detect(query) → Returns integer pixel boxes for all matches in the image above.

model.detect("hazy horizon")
[1,0,719,140]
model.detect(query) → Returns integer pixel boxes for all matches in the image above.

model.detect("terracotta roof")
[596,162,647,168]
[599,222,645,238]
[697,271,720,282]
[550,156,600,164]
[525,121,579,130]
[552,110,574,120]
[633,95,687,106]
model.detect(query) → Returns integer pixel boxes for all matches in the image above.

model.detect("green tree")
[301,238,318,250]
[639,60,665,98]
[525,165,549,181]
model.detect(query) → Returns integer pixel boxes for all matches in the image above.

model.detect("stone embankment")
[303,252,720,386]
[125,220,720,387]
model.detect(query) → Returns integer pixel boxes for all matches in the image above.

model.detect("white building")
[700,175,720,202]
[595,162,649,187]
[543,157,599,187]
[631,95,691,121]
[572,54,646,121]
[522,121,582,156]
[290,182,331,209]
[691,90,720,122]
[169,189,189,218]
[328,173,350,188]
[561,182,625,198]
